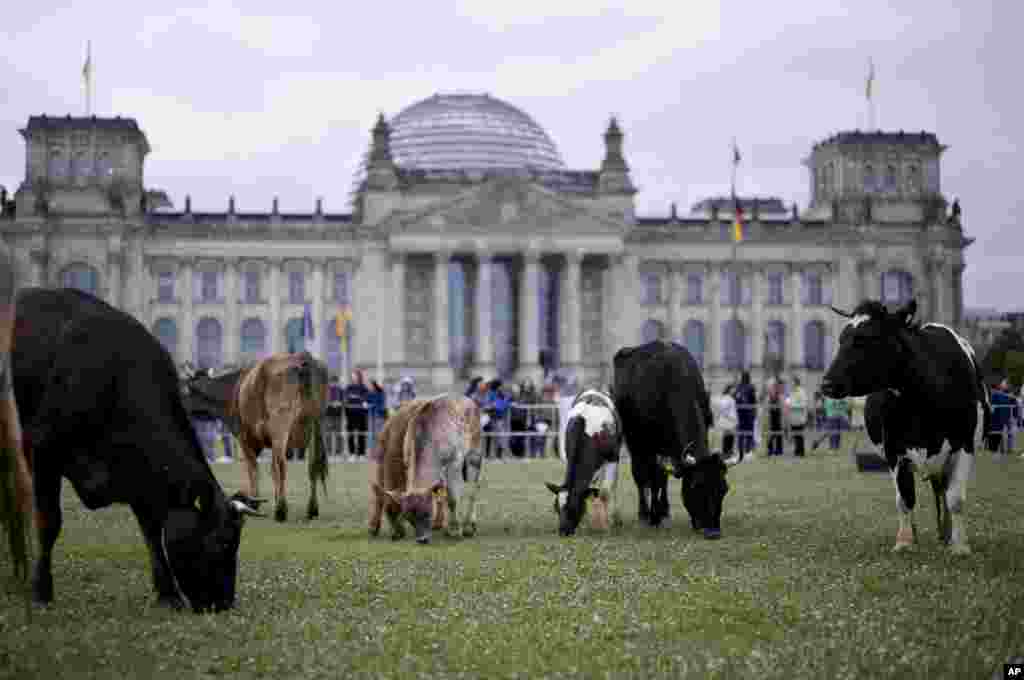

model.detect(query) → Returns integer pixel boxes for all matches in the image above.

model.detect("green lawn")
[1,448,1022,680]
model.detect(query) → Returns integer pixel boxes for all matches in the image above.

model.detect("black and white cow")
[545,388,622,536]
[822,299,991,555]
[613,341,741,538]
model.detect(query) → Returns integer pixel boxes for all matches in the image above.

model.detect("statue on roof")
[951,197,961,221]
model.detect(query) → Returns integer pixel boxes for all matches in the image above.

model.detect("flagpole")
[866,58,876,131]
[83,41,92,116]
[376,318,383,382]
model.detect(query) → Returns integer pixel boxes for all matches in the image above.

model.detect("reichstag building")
[0,93,973,394]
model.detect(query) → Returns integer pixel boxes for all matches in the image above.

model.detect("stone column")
[519,250,541,382]
[106,251,122,309]
[269,257,282,354]
[434,250,453,389]
[953,264,964,328]
[225,257,239,367]
[563,250,583,370]
[312,257,326,360]
[751,266,764,368]
[708,261,721,372]
[858,259,879,302]
[666,263,681,342]
[391,253,406,368]
[181,257,194,366]
[932,257,948,326]
[790,265,804,369]
[473,252,494,377]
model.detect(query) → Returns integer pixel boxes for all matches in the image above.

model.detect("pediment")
[383,178,627,237]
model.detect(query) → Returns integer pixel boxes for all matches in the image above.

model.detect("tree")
[980,326,1024,386]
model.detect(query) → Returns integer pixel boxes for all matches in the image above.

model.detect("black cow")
[822,299,990,555]
[12,288,264,611]
[613,341,741,538]
[544,388,623,536]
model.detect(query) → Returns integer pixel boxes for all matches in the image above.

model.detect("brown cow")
[369,395,483,544]
[183,352,329,522]
[0,244,31,582]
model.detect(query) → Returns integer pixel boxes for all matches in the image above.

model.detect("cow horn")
[830,305,854,319]
[722,450,744,467]
[230,499,266,517]
[683,454,698,466]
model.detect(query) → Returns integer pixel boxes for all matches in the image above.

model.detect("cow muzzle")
[819,378,844,399]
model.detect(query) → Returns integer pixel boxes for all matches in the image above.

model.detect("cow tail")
[402,399,434,493]
[307,416,328,495]
[979,378,992,446]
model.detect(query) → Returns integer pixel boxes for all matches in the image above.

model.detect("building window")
[492,260,516,380]
[906,164,920,193]
[334,271,350,305]
[96,151,113,179]
[880,270,913,306]
[764,320,786,373]
[72,151,93,184]
[720,270,746,306]
[195,317,222,370]
[288,270,305,304]
[684,320,705,368]
[804,321,826,370]
[48,149,67,181]
[240,318,266,361]
[802,272,823,306]
[722,319,747,370]
[863,164,876,192]
[62,263,99,295]
[157,270,175,303]
[537,262,559,376]
[686,273,703,305]
[152,317,177,358]
[641,319,667,344]
[285,317,306,353]
[640,272,662,305]
[884,164,898,191]
[244,269,260,303]
[449,262,471,378]
[200,270,219,302]
[767,272,784,305]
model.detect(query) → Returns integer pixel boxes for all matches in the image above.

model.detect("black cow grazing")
[613,341,741,538]
[12,288,264,611]
[822,299,990,555]
[544,388,623,536]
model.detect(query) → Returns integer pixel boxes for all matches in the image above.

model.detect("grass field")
[1,447,1023,680]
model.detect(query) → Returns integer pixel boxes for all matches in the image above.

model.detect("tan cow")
[369,395,483,544]
[230,352,329,522]
[0,245,31,581]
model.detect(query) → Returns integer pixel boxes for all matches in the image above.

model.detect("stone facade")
[0,104,975,396]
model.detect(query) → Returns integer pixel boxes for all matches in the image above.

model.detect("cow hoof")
[416,536,431,545]
[155,594,185,610]
[274,504,288,523]
[31,576,53,605]
[368,527,380,538]
[949,543,972,556]
[391,529,406,541]
[462,523,477,538]
[892,541,913,552]
[446,525,462,539]
[703,528,722,540]
[611,515,624,529]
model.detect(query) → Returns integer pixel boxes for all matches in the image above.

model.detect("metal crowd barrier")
[197,400,1021,462]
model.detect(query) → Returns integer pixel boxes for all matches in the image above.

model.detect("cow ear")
[893,299,917,326]
[544,482,562,495]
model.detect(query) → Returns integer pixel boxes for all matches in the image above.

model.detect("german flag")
[732,197,744,243]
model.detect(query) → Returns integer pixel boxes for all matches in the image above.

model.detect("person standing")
[733,371,758,457]
[785,377,808,457]
[343,369,370,460]
[766,380,784,457]
[367,380,388,450]
[712,385,739,458]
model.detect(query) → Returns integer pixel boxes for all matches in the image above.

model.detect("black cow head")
[544,482,604,536]
[821,299,917,399]
[678,448,741,539]
[163,486,263,613]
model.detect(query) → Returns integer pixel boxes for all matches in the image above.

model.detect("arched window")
[284,317,305,354]
[288,270,305,304]
[641,319,667,344]
[722,319,747,370]
[72,151,92,184]
[449,261,471,377]
[243,268,261,303]
[720,270,746,306]
[537,261,560,375]
[804,320,826,370]
[640,271,662,305]
[152,317,178,358]
[48,149,67,182]
[686,273,703,305]
[62,263,99,296]
[96,151,113,180]
[863,164,876,192]
[683,320,705,368]
[802,271,823,306]
[880,270,914,306]
[884,164,898,191]
[195,317,223,370]
[765,320,786,370]
[240,318,266,362]
[334,271,350,305]
[492,260,516,379]
[766,272,785,305]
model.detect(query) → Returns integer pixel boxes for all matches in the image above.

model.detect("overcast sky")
[1,1,1019,310]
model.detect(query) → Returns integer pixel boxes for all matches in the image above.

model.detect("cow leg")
[368,463,384,537]
[651,466,670,528]
[601,462,622,529]
[29,460,62,604]
[307,481,319,521]
[444,463,464,538]
[945,450,973,555]
[929,476,950,545]
[632,460,652,524]
[891,458,917,551]
[134,510,185,609]
[459,450,484,538]
[238,431,261,500]
[385,505,406,541]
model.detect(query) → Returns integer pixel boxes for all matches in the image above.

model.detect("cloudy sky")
[1,1,1019,309]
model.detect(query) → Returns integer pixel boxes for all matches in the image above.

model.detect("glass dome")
[388,93,566,171]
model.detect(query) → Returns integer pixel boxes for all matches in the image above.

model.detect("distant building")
[0,96,974,394]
